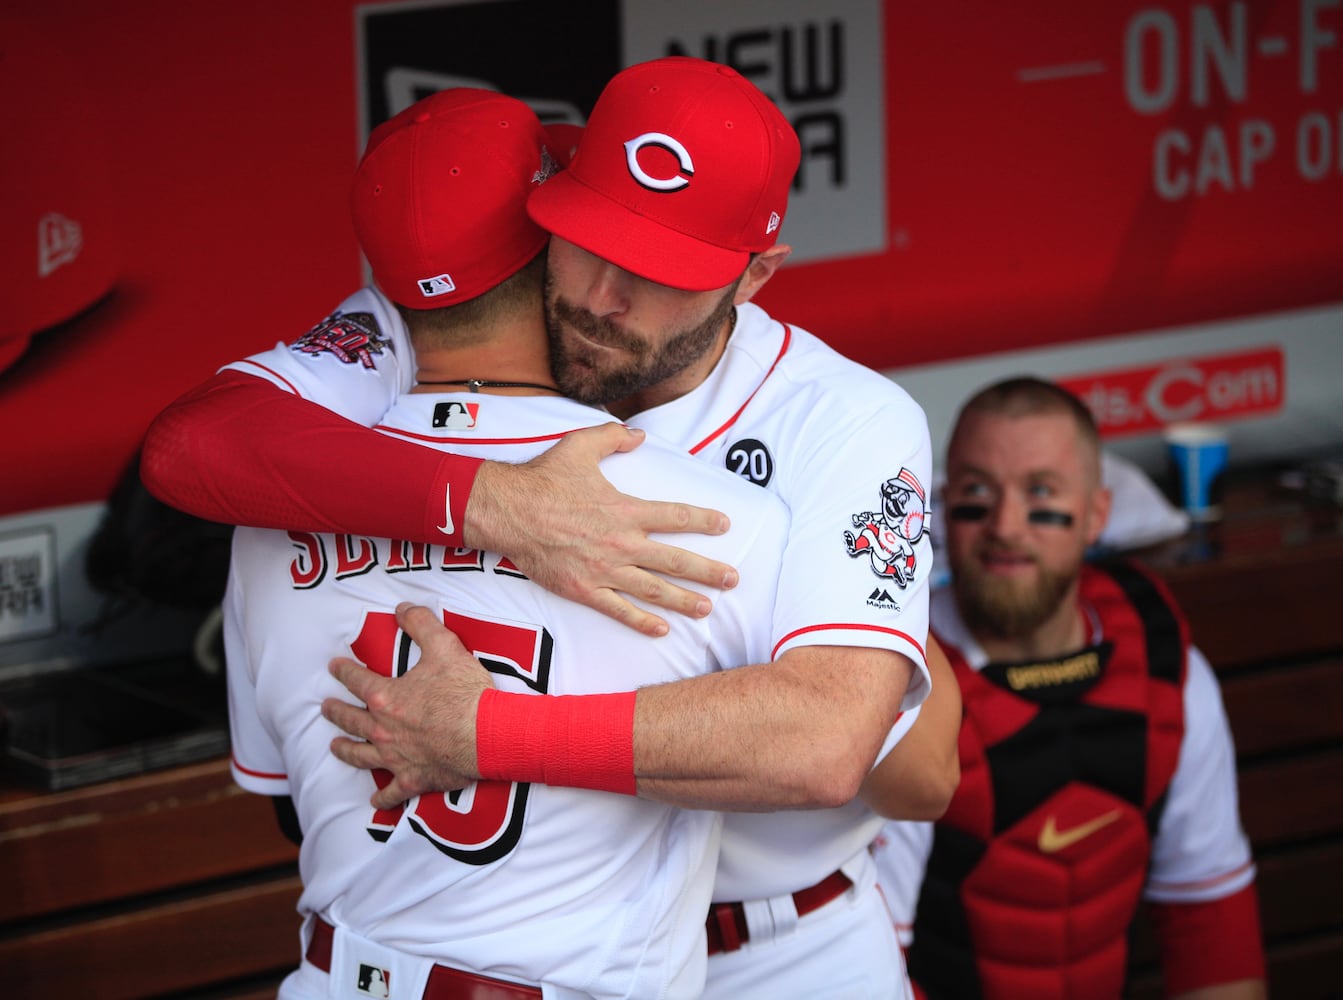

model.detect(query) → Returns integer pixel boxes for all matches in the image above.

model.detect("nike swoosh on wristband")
[436,484,454,535]
[1037,808,1123,854]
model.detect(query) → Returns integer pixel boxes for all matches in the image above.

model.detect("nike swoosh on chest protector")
[1037,809,1123,854]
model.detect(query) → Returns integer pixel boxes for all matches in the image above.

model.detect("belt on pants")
[705,870,853,956]
[306,917,542,1000]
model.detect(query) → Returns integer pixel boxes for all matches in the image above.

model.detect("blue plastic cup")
[1164,422,1229,522]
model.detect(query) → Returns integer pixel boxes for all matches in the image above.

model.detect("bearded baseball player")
[872,377,1266,1000]
[146,57,955,998]
[227,88,792,999]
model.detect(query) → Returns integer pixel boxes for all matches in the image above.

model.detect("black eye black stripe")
[946,505,1073,527]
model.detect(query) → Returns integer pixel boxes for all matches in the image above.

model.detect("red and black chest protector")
[909,560,1187,1000]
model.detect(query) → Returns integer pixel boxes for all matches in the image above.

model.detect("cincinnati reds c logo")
[624,132,694,191]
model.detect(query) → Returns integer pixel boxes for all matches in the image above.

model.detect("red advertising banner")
[755,0,1343,370]
[1056,346,1286,437]
[2,0,1338,519]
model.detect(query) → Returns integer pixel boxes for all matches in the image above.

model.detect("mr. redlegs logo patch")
[1057,346,1284,437]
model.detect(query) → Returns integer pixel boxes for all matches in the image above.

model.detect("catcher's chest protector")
[910,562,1187,1000]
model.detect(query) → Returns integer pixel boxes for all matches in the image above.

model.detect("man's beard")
[951,549,1078,641]
[544,274,738,408]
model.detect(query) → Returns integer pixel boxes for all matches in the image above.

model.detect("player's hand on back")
[463,422,739,637]
[323,603,490,808]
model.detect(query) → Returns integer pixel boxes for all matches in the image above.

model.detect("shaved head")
[949,377,1102,489]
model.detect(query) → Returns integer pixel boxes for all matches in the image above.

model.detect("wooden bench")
[0,758,300,998]
[1129,471,1343,998]
[1,469,1338,998]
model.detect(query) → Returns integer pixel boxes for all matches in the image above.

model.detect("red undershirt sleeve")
[1149,882,1266,995]
[140,370,480,546]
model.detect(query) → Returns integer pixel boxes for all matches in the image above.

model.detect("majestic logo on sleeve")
[292,311,389,369]
[844,468,927,587]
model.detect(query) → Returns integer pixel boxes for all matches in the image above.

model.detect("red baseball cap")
[351,88,570,309]
[1,15,119,374]
[527,57,800,292]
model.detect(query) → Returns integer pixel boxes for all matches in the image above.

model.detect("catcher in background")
[873,376,1266,1000]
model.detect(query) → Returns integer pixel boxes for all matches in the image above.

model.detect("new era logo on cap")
[528,57,801,292]
[38,213,83,278]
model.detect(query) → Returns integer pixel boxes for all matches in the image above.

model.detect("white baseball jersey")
[223,288,416,424]
[228,290,934,992]
[226,392,789,1000]
[872,584,1257,947]
[628,302,933,908]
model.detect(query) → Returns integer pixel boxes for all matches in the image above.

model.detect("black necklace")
[416,378,563,394]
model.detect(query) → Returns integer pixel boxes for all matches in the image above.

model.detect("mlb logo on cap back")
[527,57,801,292]
[351,88,559,309]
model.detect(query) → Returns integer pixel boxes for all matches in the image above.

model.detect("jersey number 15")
[349,607,554,866]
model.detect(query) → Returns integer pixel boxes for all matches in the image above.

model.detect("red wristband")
[1150,882,1265,993]
[476,689,637,795]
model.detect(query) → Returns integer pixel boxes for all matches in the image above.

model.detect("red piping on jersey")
[374,425,579,447]
[771,622,926,662]
[689,324,792,456]
[1148,860,1256,894]
[231,753,287,781]
[230,359,302,397]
